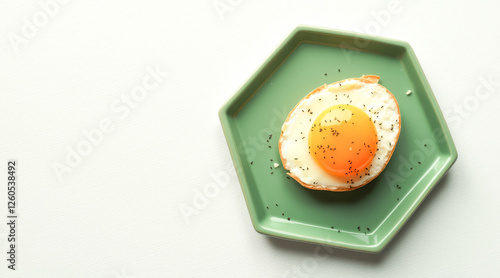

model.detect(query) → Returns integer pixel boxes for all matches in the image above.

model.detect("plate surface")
[219,26,457,253]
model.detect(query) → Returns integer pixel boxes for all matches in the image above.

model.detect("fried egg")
[279,75,401,191]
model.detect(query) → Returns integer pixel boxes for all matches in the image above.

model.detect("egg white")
[280,79,400,190]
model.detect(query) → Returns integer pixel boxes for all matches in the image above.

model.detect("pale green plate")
[218,26,457,253]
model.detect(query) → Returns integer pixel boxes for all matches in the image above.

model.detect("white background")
[0,0,499,277]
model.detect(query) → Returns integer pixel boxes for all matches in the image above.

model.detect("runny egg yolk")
[308,104,377,177]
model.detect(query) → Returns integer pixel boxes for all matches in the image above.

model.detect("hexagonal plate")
[219,26,457,253]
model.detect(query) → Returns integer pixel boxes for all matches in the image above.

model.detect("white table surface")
[1,0,499,277]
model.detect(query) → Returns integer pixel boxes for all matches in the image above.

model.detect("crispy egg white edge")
[281,80,400,190]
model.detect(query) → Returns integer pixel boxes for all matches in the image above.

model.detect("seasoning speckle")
[406,90,412,96]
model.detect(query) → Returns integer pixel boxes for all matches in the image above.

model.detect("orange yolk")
[308,104,377,177]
